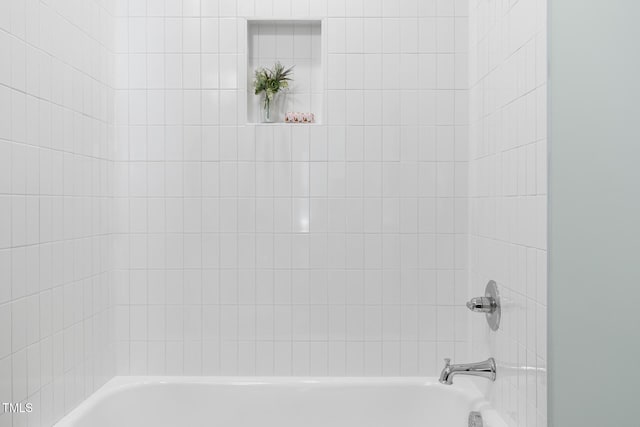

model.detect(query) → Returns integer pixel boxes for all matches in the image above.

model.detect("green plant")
[253,62,294,121]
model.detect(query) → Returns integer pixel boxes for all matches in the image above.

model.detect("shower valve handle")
[466,296,497,314]
[468,281,502,331]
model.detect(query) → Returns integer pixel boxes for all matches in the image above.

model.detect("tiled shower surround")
[0,0,548,426]
[468,0,548,426]
[112,0,471,379]
[0,0,117,426]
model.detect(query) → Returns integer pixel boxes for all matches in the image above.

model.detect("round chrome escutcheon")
[485,280,501,331]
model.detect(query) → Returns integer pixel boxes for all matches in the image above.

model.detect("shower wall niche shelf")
[246,19,324,124]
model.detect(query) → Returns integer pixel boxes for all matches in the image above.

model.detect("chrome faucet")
[439,358,497,385]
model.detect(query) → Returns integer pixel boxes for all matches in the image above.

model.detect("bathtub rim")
[54,376,507,427]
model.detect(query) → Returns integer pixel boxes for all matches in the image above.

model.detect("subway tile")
[0,4,544,427]
[468,0,547,423]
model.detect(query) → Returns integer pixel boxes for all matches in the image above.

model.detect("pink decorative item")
[285,112,315,123]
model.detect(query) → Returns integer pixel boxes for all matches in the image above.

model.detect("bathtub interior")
[54,377,505,427]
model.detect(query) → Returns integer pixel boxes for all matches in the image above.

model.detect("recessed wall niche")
[247,20,323,124]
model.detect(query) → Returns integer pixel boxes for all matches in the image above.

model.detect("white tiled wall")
[468,0,547,426]
[0,0,552,425]
[112,0,470,377]
[0,0,116,426]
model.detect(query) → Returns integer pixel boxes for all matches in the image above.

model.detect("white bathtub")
[54,377,507,427]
